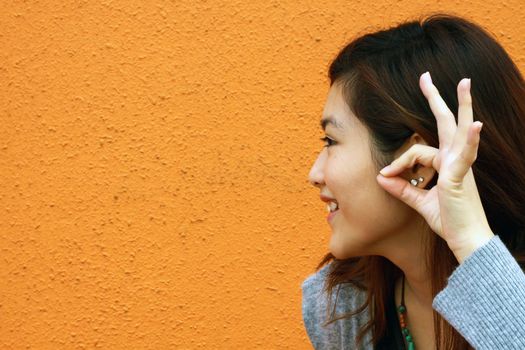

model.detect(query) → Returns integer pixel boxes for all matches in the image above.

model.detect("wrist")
[448,230,495,264]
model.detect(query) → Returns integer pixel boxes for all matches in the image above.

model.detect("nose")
[308,149,327,188]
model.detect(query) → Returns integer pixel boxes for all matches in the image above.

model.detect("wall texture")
[1,1,524,349]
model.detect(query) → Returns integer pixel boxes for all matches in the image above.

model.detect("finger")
[420,72,457,150]
[379,144,439,177]
[453,78,473,153]
[376,173,427,212]
[449,121,483,182]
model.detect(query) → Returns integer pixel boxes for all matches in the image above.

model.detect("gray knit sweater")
[301,235,525,349]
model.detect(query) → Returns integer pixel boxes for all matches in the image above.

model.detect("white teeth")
[328,201,338,212]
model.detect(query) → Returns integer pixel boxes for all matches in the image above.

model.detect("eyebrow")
[320,116,345,131]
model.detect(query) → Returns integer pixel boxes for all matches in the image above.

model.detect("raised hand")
[376,71,494,263]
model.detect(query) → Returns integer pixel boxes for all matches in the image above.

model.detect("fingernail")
[466,78,471,90]
[380,165,391,175]
[479,121,483,132]
[423,71,432,84]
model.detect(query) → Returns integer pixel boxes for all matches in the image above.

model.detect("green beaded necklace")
[397,273,416,350]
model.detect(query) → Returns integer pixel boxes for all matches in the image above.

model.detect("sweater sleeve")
[432,234,525,349]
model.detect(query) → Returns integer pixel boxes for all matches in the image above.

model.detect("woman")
[302,12,525,349]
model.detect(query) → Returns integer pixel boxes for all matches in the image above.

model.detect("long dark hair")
[315,12,525,349]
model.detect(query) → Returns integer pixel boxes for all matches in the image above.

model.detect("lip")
[320,194,337,203]
[327,208,339,222]
[320,194,339,222]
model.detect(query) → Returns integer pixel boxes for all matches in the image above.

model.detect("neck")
[400,265,433,308]
[379,221,434,307]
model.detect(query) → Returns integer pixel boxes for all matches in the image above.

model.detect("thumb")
[376,174,426,211]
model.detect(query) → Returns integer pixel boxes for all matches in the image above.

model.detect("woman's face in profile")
[308,82,418,259]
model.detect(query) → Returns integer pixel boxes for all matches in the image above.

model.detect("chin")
[329,237,352,259]
[329,234,370,260]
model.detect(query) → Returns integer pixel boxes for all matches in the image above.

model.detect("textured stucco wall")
[1,1,524,349]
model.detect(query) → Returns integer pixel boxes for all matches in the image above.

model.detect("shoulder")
[301,262,332,302]
[301,262,368,312]
[301,262,373,349]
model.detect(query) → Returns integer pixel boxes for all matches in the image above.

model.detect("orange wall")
[1,1,524,349]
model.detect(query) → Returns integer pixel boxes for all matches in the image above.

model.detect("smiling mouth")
[327,204,339,222]
[327,202,339,213]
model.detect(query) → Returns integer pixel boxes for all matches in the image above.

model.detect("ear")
[393,133,437,188]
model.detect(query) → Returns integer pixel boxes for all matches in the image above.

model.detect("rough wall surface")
[1,1,524,349]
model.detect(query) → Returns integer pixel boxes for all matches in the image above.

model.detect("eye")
[320,136,336,148]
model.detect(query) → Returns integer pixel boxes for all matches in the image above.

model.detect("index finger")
[420,71,457,150]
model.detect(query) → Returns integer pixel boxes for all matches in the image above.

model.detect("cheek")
[341,191,391,233]
[323,156,350,192]
[336,178,410,243]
